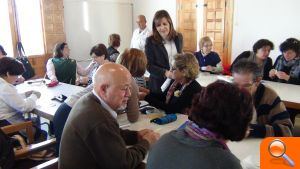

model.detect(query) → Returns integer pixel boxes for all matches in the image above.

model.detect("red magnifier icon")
[268,139,295,167]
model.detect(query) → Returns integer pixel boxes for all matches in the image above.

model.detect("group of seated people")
[0,9,299,169]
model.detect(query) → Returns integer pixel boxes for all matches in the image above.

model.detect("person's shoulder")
[175,32,183,40]
[258,83,281,105]
[146,35,156,44]
[239,51,251,57]
[263,84,279,98]
[266,57,273,62]
[210,51,220,57]
[0,78,14,92]
[194,51,202,57]
[190,80,202,89]
[213,149,242,169]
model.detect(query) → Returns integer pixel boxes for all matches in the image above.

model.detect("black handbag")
[16,42,35,80]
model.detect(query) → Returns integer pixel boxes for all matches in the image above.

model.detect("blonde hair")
[199,36,213,49]
[173,52,199,80]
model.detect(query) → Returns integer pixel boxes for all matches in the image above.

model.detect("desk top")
[118,113,261,167]
[16,80,84,120]
[196,73,300,109]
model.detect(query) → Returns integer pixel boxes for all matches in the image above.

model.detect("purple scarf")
[184,121,229,150]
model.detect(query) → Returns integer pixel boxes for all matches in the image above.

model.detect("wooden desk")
[196,73,300,110]
[16,80,84,120]
[118,113,261,167]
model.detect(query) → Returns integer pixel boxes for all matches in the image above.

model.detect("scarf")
[165,80,192,104]
[275,55,300,78]
[184,120,229,150]
[165,81,180,104]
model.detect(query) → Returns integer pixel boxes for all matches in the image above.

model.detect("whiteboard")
[64,0,133,65]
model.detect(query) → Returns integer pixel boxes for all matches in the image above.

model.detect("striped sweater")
[250,83,293,137]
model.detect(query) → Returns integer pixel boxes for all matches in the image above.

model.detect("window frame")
[4,0,45,58]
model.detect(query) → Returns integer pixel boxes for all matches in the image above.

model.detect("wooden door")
[176,0,198,53]
[203,0,233,65]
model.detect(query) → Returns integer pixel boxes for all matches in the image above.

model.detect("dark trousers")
[53,103,72,156]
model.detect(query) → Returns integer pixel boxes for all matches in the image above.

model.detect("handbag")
[16,42,35,80]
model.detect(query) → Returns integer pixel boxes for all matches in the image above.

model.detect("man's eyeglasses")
[233,82,255,89]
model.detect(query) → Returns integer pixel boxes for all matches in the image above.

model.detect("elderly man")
[232,60,293,137]
[130,15,151,51]
[59,63,160,169]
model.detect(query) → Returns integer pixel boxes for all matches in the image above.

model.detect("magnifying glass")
[268,139,295,167]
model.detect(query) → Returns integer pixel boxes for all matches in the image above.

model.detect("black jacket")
[145,80,202,114]
[145,34,183,93]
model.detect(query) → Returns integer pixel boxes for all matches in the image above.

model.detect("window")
[0,0,14,56]
[0,0,44,57]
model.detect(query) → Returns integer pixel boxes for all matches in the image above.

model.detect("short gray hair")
[232,59,262,81]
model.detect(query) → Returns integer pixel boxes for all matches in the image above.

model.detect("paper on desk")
[241,155,259,169]
[161,78,172,92]
[217,75,234,83]
[117,115,131,129]
[139,100,149,108]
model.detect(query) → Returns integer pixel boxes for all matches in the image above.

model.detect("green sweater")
[147,129,242,169]
[52,58,77,84]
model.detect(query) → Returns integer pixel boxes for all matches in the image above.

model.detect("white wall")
[64,0,133,66]
[232,0,300,63]
[132,0,177,31]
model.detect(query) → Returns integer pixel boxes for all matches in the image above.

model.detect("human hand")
[25,91,33,97]
[165,70,173,79]
[276,71,290,81]
[269,69,276,78]
[139,86,150,94]
[206,65,213,71]
[76,76,89,85]
[138,92,148,100]
[32,91,41,98]
[141,131,160,145]
[138,129,153,141]
[16,76,25,83]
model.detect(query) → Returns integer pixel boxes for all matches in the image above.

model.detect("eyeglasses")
[203,44,212,48]
[233,82,255,89]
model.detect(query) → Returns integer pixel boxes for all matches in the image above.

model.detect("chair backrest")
[31,157,58,169]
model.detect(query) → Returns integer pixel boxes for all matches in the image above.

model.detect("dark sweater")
[271,55,300,85]
[194,51,221,67]
[231,51,272,80]
[59,93,149,169]
[147,129,242,169]
[250,83,293,137]
[145,80,202,114]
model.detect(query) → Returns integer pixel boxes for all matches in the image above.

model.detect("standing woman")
[145,10,183,93]
[140,53,202,114]
[46,42,95,85]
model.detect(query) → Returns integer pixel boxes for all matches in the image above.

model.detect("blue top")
[194,51,221,67]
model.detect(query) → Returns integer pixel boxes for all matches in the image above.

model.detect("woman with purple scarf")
[147,80,253,169]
